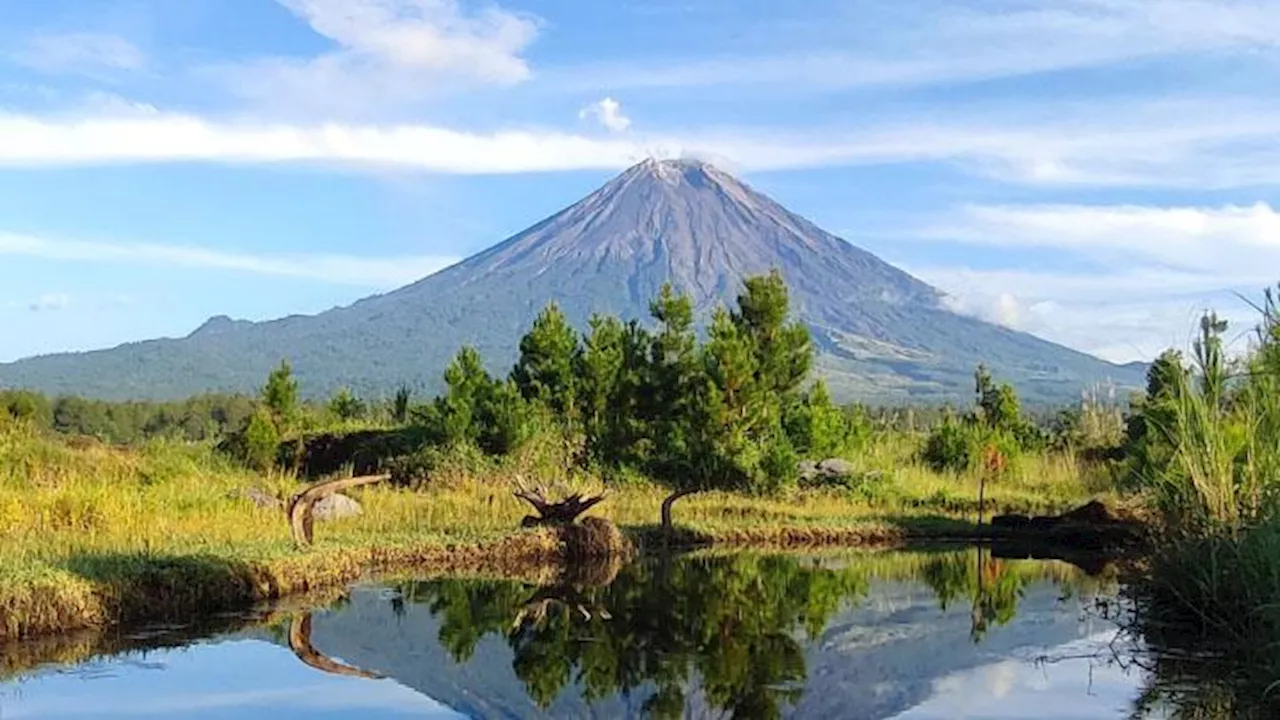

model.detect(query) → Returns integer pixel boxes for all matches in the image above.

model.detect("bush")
[922,419,973,473]
[241,410,281,473]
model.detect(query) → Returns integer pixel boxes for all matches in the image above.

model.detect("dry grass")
[0,421,1108,643]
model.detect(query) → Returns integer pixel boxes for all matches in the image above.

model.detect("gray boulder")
[798,460,819,482]
[817,458,856,478]
[243,487,283,511]
[312,493,363,521]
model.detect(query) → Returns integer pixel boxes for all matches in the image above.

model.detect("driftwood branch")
[512,475,607,526]
[288,474,389,548]
[288,613,383,679]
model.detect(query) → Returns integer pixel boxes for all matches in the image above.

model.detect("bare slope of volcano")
[0,159,1144,403]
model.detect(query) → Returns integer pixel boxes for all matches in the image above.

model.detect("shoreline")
[0,518,1138,648]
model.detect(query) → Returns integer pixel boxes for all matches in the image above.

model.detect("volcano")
[0,158,1144,403]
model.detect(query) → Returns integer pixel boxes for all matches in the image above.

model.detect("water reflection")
[2,547,1154,719]
[395,553,871,718]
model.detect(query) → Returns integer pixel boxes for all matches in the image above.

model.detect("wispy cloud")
[27,292,71,312]
[579,97,631,132]
[0,232,460,287]
[213,0,540,117]
[917,265,1267,363]
[13,32,146,76]
[911,200,1280,361]
[3,93,1280,186]
[557,0,1280,93]
[924,202,1280,274]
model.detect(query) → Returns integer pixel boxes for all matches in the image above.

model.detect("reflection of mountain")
[255,554,1114,719]
[795,581,1108,719]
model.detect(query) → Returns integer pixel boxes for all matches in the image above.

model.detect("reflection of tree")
[921,547,1025,643]
[395,554,869,718]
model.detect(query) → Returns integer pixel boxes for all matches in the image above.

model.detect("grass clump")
[1124,294,1280,718]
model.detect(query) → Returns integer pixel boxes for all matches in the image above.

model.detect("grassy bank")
[0,419,1110,643]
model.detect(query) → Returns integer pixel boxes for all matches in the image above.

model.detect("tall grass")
[1126,297,1280,718]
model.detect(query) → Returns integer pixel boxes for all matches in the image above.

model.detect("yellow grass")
[0,422,1108,643]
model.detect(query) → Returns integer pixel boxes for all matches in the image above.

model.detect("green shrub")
[241,409,281,473]
[922,418,973,473]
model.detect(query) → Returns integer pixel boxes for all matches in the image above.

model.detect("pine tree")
[734,270,811,399]
[512,302,581,420]
[392,386,412,424]
[262,360,299,431]
[647,284,701,477]
[576,314,626,463]
[435,346,491,447]
[328,387,366,421]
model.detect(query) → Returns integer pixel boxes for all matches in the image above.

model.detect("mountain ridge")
[0,158,1145,403]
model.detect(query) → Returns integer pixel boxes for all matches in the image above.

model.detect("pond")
[0,547,1166,719]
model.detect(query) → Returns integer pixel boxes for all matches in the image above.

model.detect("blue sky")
[2,0,1279,364]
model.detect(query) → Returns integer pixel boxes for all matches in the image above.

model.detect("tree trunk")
[977,473,986,526]
[661,489,698,537]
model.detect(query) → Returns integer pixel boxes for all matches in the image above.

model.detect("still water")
[0,548,1156,719]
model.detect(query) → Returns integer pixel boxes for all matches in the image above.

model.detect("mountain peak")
[622,156,730,189]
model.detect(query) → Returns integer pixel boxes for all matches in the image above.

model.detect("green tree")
[647,284,701,479]
[328,387,366,421]
[785,380,861,459]
[1,389,52,426]
[1123,349,1189,488]
[262,360,299,431]
[664,275,815,530]
[512,302,580,419]
[974,365,1021,433]
[576,315,626,463]
[422,346,532,456]
[242,408,282,472]
[51,396,111,438]
[735,270,811,399]
[392,386,412,424]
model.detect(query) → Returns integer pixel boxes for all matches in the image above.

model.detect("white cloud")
[924,202,1280,274]
[557,0,1280,93]
[13,33,146,75]
[912,200,1280,361]
[3,95,1280,188]
[217,0,539,116]
[0,232,460,288]
[0,112,650,172]
[919,266,1266,363]
[4,91,1280,187]
[25,293,71,312]
[578,97,631,132]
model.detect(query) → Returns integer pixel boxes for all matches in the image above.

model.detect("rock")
[817,458,855,477]
[991,513,1031,529]
[1059,499,1116,524]
[244,488,283,511]
[797,460,819,481]
[312,493,363,521]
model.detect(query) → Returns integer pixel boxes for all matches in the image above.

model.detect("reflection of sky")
[0,639,466,719]
[890,633,1150,720]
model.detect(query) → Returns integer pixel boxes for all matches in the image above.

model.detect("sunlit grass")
[0,420,1107,642]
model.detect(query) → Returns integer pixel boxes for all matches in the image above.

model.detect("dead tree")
[288,474,389,548]
[512,475,607,527]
